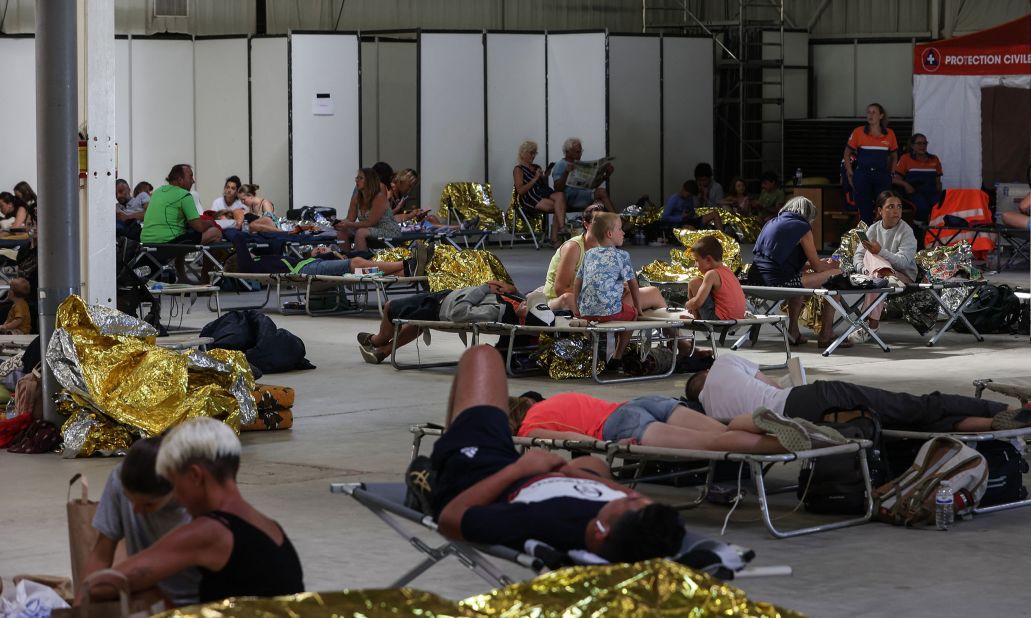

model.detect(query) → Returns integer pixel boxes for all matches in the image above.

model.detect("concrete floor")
[1,244,1029,616]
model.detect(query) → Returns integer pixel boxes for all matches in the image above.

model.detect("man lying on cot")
[357,281,551,364]
[509,391,846,454]
[405,345,687,562]
[229,235,429,279]
[686,353,1031,433]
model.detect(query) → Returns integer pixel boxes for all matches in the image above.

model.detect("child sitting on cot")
[1,277,32,335]
[573,212,640,367]
[83,436,200,607]
[684,236,746,321]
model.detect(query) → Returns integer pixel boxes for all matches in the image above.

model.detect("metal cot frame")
[409,424,874,539]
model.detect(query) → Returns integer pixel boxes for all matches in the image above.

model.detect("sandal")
[817,338,853,349]
[787,333,808,346]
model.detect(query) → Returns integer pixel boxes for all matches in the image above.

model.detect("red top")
[516,393,622,440]
[711,264,746,320]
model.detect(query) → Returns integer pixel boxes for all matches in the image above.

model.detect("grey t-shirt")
[92,463,201,607]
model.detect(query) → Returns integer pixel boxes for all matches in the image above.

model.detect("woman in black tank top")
[90,419,305,606]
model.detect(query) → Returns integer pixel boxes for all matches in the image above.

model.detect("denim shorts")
[697,295,718,320]
[601,395,681,442]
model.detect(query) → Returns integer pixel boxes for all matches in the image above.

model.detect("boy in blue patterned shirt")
[573,212,641,365]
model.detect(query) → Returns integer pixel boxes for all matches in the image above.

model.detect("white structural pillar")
[84,0,117,307]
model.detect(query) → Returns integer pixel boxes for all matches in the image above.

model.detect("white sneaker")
[847,328,874,344]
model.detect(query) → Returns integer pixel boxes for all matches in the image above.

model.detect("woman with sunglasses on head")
[892,133,942,225]
[334,168,401,251]
[849,190,918,343]
[842,103,898,224]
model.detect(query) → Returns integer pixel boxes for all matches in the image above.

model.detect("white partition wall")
[547,33,607,166]
[662,37,713,199]
[486,33,546,206]
[362,39,418,173]
[290,33,360,210]
[194,37,250,205]
[420,33,485,209]
[856,43,913,116]
[131,39,195,194]
[249,37,289,213]
[608,35,661,209]
[114,38,132,184]
[0,38,37,191]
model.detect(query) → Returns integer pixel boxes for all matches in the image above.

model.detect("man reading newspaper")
[553,137,616,213]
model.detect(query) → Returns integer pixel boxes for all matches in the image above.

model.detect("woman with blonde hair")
[514,140,567,247]
[93,418,304,604]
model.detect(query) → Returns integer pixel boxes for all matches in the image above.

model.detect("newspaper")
[565,157,615,190]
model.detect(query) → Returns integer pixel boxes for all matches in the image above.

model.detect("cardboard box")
[995,183,1030,213]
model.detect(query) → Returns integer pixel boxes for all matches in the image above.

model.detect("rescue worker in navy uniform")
[842,103,898,224]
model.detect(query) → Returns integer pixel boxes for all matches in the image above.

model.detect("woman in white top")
[850,190,917,341]
[211,176,242,212]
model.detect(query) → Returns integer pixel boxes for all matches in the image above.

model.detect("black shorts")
[428,405,518,518]
[387,290,451,322]
[169,229,203,245]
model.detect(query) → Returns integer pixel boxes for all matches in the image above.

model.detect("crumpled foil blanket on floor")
[154,559,804,618]
[47,295,256,458]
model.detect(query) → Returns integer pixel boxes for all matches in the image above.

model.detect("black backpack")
[954,283,1021,334]
[797,408,889,515]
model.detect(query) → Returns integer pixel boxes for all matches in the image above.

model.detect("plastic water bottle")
[935,480,954,530]
[794,168,803,187]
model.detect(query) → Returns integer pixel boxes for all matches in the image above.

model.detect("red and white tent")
[912,13,1031,189]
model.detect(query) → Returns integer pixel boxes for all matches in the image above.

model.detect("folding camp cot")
[329,481,772,589]
[922,223,1029,271]
[492,318,689,384]
[382,227,493,251]
[738,285,905,356]
[131,241,238,281]
[408,424,872,540]
[387,316,688,383]
[0,333,213,351]
[901,280,985,346]
[872,377,1031,515]
[639,307,791,370]
[215,271,428,317]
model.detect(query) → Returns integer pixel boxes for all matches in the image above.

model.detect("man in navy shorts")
[409,345,686,562]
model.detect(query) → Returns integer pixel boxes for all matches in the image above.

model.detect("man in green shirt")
[140,164,222,245]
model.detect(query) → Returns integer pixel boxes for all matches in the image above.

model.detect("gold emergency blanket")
[503,204,545,234]
[437,182,505,228]
[426,245,513,292]
[48,296,256,457]
[696,207,763,243]
[156,559,803,618]
[532,333,605,380]
[639,230,742,282]
[623,204,663,227]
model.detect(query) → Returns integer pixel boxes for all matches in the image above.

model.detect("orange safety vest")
[925,189,996,256]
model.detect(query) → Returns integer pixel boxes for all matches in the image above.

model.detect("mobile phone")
[857,230,869,242]
[545,161,556,173]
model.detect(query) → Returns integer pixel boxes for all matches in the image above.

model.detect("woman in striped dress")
[513,140,568,247]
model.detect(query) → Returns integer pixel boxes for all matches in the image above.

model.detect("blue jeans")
[298,259,351,276]
[602,396,681,442]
